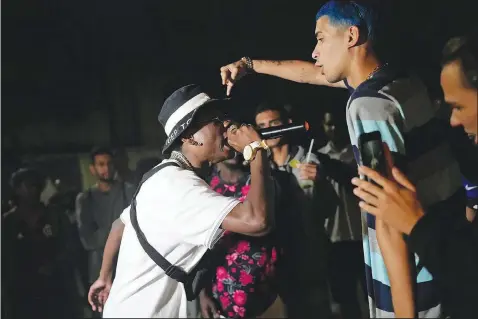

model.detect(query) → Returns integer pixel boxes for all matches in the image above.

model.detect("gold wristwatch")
[243,140,270,162]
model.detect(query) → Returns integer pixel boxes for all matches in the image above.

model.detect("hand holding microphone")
[224,120,310,157]
[225,123,261,153]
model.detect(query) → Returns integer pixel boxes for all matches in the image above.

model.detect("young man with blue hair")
[220,1,464,318]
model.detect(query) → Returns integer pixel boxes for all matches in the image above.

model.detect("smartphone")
[358,131,388,184]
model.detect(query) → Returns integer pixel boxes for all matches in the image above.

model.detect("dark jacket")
[409,204,478,318]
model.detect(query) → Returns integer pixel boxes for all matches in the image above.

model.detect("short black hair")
[441,35,478,89]
[10,167,46,191]
[254,101,291,122]
[90,146,114,164]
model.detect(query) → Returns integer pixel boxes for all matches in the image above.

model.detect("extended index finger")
[226,82,233,96]
[88,288,96,308]
[220,67,229,86]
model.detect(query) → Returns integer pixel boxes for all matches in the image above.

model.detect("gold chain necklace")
[367,63,388,80]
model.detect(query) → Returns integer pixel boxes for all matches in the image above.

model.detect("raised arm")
[220,58,346,95]
[221,125,275,236]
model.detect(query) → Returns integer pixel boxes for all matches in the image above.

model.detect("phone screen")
[359,133,388,184]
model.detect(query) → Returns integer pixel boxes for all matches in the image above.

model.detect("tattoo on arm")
[265,60,282,66]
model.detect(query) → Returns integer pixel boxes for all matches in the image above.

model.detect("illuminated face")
[312,16,351,83]
[90,154,115,182]
[441,60,478,143]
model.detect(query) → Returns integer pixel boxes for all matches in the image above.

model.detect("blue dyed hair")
[316,1,377,43]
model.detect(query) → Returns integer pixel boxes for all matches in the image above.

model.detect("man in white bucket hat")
[88,84,275,318]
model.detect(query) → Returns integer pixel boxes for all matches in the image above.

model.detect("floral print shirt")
[208,171,280,318]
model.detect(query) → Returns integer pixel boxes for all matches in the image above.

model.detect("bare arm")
[220,59,346,95]
[98,218,125,280]
[88,218,124,311]
[376,220,415,317]
[253,60,346,88]
[222,150,275,236]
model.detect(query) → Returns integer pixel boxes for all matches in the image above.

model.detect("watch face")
[243,145,252,160]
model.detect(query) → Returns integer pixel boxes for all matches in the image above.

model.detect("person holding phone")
[351,159,478,318]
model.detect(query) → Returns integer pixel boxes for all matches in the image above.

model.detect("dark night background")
[2,0,476,157]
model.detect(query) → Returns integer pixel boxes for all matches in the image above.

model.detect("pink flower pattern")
[210,176,220,189]
[208,171,280,318]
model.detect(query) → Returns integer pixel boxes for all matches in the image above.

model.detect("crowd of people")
[3,1,477,318]
[2,150,161,319]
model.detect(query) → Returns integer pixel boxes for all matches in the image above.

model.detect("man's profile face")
[90,154,115,182]
[441,60,478,143]
[255,110,286,148]
[312,16,350,83]
[186,106,232,164]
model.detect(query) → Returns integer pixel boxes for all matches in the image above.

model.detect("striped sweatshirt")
[344,66,464,318]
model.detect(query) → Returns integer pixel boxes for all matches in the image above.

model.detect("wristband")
[241,56,254,73]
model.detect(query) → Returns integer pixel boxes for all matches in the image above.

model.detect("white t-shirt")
[103,160,240,318]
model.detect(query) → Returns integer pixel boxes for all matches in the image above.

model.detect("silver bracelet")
[241,56,254,73]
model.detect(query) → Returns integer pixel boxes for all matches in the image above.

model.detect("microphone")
[259,121,310,139]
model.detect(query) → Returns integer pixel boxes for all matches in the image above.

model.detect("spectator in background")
[255,102,337,318]
[318,112,365,319]
[2,168,76,319]
[75,146,135,315]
